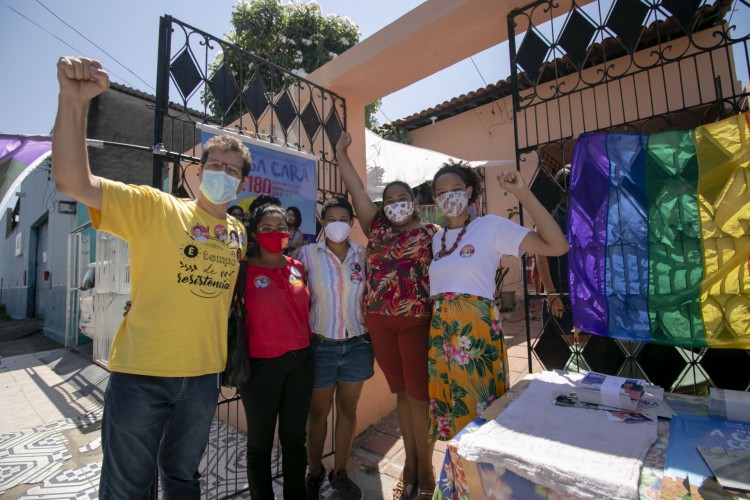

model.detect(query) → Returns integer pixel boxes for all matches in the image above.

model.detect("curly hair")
[286,206,302,229]
[431,160,482,204]
[201,134,253,177]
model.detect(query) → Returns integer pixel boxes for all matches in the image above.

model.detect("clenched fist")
[57,56,110,103]
[497,171,527,195]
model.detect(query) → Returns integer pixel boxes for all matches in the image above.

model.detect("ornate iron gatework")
[152,15,346,499]
[153,15,347,209]
[508,0,750,392]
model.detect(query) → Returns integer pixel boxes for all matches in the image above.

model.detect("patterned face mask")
[383,200,414,224]
[435,190,469,218]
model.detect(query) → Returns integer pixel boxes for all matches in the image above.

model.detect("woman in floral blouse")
[336,132,439,500]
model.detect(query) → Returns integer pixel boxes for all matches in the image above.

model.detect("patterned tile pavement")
[0,303,539,499]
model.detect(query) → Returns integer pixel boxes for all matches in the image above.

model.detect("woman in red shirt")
[239,203,313,499]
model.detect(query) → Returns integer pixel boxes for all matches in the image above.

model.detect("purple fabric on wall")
[0,135,52,165]
[568,134,609,335]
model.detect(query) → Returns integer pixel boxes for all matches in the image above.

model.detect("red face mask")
[255,231,290,254]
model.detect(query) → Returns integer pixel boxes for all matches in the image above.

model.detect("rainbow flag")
[568,114,750,348]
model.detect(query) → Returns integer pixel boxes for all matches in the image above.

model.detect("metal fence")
[150,16,349,497]
[508,0,750,392]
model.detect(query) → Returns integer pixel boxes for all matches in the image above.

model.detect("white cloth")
[429,215,531,299]
[458,371,657,500]
[364,129,514,201]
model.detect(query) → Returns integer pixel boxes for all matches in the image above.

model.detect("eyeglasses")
[203,159,244,179]
[258,225,289,233]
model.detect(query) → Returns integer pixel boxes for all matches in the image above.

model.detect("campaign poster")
[199,125,318,243]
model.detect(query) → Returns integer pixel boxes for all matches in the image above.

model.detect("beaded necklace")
[435,217,470,260]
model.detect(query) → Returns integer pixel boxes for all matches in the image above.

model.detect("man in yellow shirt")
[53,56,249,500]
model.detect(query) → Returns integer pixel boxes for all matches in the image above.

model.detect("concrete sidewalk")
[0,346,107,499]
[0,304,541,499]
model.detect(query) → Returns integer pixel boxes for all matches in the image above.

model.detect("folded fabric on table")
[458,371,657,500]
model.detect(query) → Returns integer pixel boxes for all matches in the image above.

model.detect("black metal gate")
[508,0,750,392]
[152,15,347,498]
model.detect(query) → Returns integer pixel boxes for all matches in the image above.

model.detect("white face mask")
[199,170,241,205]
[383,200,414,224]
[435,190,469,218]
[324,221,351,243]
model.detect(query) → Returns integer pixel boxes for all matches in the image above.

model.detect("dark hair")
[247,203,289,257]
[248,195,282,217]
[201,135,253,177]
[286,206,302,229]
[378,180,419,222]
[228,205,244,216]
[249,203,288,233]
[383,180,415,201]
[321,196,354,220]
[432,160,481,204]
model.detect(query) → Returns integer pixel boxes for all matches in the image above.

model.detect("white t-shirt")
[429,215,531,300]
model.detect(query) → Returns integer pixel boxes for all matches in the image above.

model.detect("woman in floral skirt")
[427,162,569,442]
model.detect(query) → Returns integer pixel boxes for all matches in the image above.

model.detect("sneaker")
[305,465,326,499]
[328,469,363,500]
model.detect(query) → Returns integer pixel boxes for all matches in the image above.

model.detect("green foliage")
[376,125,412,144]
[227,0,358,75]
[495,266,509,290]
[365,101,381,130]
[204,0,360,122]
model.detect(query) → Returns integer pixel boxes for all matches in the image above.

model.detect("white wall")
[0,157,78,343]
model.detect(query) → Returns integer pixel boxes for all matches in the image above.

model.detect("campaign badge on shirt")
[288,265,303,287]
[350,262,362,273]
[350,271,363,284]
[254,276,270,288]
[214,225,228,242]
[459,245,475,258]
[229,231,239,246]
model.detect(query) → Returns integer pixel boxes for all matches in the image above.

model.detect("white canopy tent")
[364,129,514,201]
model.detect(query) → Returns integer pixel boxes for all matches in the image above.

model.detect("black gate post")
[152,15,173,189]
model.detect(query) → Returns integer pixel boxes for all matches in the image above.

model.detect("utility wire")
[470,56,489,87]
[2,1,85,57]
[0,0,138,89]
[379,107,393,124]
[34,0,154,91]
[469,55,506,118]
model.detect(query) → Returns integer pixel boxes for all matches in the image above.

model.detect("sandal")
[416,488,435,499]
[392,479,417,500]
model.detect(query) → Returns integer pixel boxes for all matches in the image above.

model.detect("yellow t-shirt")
[89,179,247,376]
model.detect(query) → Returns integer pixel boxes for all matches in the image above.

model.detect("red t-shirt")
[243,256,311,358]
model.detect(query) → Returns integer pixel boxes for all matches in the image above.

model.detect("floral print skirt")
[428,293,509,443]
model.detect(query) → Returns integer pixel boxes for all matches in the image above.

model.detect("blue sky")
[1,1,747,136]
[0,0,507,135]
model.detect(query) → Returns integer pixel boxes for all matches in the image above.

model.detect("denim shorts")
[311,333,375,389]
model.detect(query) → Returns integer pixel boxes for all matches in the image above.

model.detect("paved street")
[0,304,541,499]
